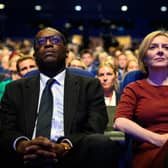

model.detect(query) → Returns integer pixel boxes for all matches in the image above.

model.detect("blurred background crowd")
[0,0,167,102]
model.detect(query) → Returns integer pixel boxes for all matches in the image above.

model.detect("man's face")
[81,53,94,67]
[34,29,67,71]
[18,59,38,77]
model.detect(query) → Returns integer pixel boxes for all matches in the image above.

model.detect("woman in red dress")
[113,30,168,168]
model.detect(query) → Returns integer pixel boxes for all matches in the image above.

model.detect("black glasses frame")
[35,35,62,46]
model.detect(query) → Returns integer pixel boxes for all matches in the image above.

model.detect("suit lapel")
[64,72,80,134]
[23,72,80,136]
[24,75,40,137]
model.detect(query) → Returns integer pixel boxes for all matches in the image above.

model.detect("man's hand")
[16,136,70,161]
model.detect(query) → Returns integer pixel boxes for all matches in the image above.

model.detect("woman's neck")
[147,68,168,85]
[104,89,113,97]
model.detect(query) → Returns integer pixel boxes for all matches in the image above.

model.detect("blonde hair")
[98,61,118,76]
[97,61,119,90]
[138,29,168,74]
[123,58,139,73]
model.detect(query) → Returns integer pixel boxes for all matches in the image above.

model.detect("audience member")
[0,27,121,168]
[65,50,75,67]
[0,54,10,77]
[113,30,168,168]
[0,52,21,100]
[123,58,139,76]
[80,49,98,76]
[0,55,38,101]
[16,55,38,77]
[97,62,119,106]
[116,52,128,81]
[97,62,119,131]
[68,57,87,70]
[97,51,109,64]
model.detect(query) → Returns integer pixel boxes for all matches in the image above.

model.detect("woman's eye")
[148,46,156,50]
[164,46,168,50]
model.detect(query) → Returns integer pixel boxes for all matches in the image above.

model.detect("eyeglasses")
[35,36,62,46]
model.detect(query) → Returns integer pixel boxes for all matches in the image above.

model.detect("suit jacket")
[0,69,108,154]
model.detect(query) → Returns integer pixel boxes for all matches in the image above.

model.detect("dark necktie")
[36,78,55,139]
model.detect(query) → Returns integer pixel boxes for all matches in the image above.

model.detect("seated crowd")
[0,27,167,168]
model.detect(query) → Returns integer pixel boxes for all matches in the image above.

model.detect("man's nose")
[44,39,53,48]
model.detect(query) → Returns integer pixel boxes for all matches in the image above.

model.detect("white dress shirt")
[33,70,65,141]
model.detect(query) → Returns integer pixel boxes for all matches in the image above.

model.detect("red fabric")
[115,79,168,168]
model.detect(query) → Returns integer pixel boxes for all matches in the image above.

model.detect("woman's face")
[97,66,117,91]
[144,35,168,69]
[127,60,139,72]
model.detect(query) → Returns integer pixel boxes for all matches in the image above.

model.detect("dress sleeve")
[114,82,138,121]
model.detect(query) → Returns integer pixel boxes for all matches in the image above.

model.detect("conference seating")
[104,106,131,168]
[23,69,40,78]
[68,67,95,77]
[104,106,125,141]
[119,70,145,96]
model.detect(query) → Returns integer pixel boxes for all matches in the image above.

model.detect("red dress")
[114,79,168,168]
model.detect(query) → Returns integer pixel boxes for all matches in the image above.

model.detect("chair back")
[68,68,95,77]
[119,70,145,97]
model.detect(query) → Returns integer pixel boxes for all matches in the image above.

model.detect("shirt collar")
[40,70,66,86]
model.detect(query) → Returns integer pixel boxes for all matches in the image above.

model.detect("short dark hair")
[16,56,36,72]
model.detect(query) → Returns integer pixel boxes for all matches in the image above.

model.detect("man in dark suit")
[0,27,120,168]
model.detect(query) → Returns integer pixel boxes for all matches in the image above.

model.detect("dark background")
[0,0,168,40]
